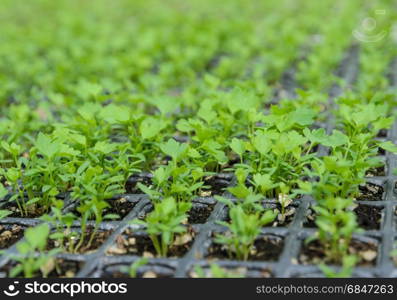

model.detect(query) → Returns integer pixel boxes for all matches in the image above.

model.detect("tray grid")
[0,48,396,278]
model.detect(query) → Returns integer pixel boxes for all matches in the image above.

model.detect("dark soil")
[224,203,295,227]
[125,173,232,197]
[304,207,317,228]
[267,205,295,227]
[354,205,382,230]
[0,225,24,249]
[125,173,153,194]
[205,53,225,71]
[189,266,273,278]
[306,205,382,230]
[378,147,386,156]
[3,202,47,218]
[0,259,83,278]
[104,197,136,219]
[187,203,214,224]
[72,197,136,220]
[299,239,378,266]
[307,144,320,154]
[356,183,384,201]
[189,266,249,278]
[200,174,233,196]
[107,228,195,258]
[48,259,84,278]
[47,229,113,254]
[206,234,284,261]
[365,165,386,177]
[102,264,175,278]
[222,156,241,169]
[135,202,214,224]
[377,129,388,138]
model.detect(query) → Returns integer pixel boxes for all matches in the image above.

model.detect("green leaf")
[94,141,117,154]
[176,119,194,132]
[160,139,187,161]
[187,148,201,159]
[253,174,275,192]
[59,143,80,156]
[260,210,277,225]
[198,101,217,124]
[137,183,160,198]
[25,223,50,250]
[128,258,149,278]
[77,103,101,122]
[26,197,41,206]
[140,117,166,140]
[152,96,179,115]
[202,140,228,164]
[323,130,349,148]
[1,141,22,157]
[228,185,251,199]
[100,104,130,123]
[379,141,397,153]
[252,132,271,155]
[0,184,8,199]
[290,107,316,126]
[153,167,169,185]
[373,117,393,132]
[104,213,120,220]
[230,138,246,158]
[303,127,327,144]
[0,210,12,220]
[76,80,102,100]
[35,133,60,158]
[9,264,23,278]
[297,180,312,193]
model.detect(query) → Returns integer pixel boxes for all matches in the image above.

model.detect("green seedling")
[215,205,276,260]
[319,255,358,278]
[41,199,78,253]
[121,258,149,278]
[193,264,245,278]
[8,223,60,278]
[0,141,27,215]
[0,210,12,220]
[0,0,395,280]
[0,183,8,200]
[72,164,123,252]
[138,139,207,201]
[132,197,191,257]
[308,197,361,263]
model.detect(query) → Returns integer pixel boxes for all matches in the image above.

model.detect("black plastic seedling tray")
[0,47,397,278]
